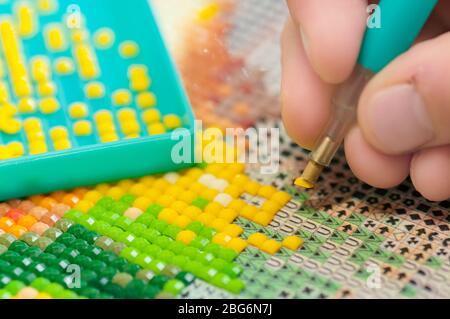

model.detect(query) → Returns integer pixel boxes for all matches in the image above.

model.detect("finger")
[358,32,450,155]
[344,126,411,188]
[411,146,450,201]
[287,0,368,83]
[281,18,333,150]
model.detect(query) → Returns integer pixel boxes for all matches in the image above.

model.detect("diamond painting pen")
[294,0,438,189]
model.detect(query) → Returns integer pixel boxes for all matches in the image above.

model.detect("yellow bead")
[129,183,147,196]
[243,180,260,195]
[183,206,202,220]
[158,208,178,224]
[69,102,88,119]
[54,57,75,75]
[112,89,132,106]
[139,176,155,187]
[240,205,258,220]
[197,3,220,21]
[204,202,223,216]
[218,209,238,223]
[45,23,67,51]
[228,199,246,212]
[24,118,42,132]
[209,218,228,232]
[118,108,136,121]
[258,185,278,199]
[75,200,93,213]
[260,239,281,255]
[94,110,113,122]
[224,185,242,198]
[173,215,192,229]
[163,114,182,130]
[53,139,71,151]
[136,92,156,109]
[212,232,232,246]
[39,97,60,114]
[31,57,50,82]
[94,28,115,49]
[18,98,36,113]
[35,292,52,299]
[247,233,268,248]
[282,236,304,251]
[222,224,243,237]
[270,191,292,206]
[0,103,17,116]
[95,183,110,194]
[170,201,189,214]
[50,126,69,140]
[1,118,22,135]
[71,29,89,43]
[7,141,25,157]
[227,238,248,254]
[0,81,9,103]
[130,77,150,92]
[178,191,196,204]
[133,197,152,211]
[84,190,103,204]
[73,121,92,136]
[16,2,37,37]
[85,82,105,99]
[107,186,125,200]
[0,145,12,160]
[142,109,161,124]
[253,211,273,227]
[119,41,139,58]
[201,188,218,201]
[37,81,57,96]
[37,0,58,14]
[100,133,119,143]
[117,179,134,191]
[28,141,48,155]
[143,188,161,201]
[156,194,175,207]
[121,122,140,136]
[147,123,166,135]
[176,230,196,245]
[128,65,148,78]
[196,213,215,227]
[261,200,281,215]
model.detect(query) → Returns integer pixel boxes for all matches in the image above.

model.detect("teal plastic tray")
[0,0,195,200]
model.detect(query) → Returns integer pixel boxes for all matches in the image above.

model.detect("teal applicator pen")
[295,0,438,189]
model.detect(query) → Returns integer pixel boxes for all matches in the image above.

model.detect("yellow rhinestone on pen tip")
[53,139,71,151]
[18,98,36,113]
[54,57,75,75]
[0,82,9,103]
[94,28,115,49]
[16,2,37,37]
[136,92,156,109]
[69,102,88,119]
[294,177,314,189]
[39,97,60,114]
[37,81,57,97]
[147,122,166,135]
[8,141,25,157]
[163,114,182,130]
[1,118,22,135]
[37,0,58,14]
[142,109,160,124]
[73,120,92,136]
[31,57,51,82]
[94,110,113,122]
[119,41,139,58]
[50,126,69,140]
[45,23,67,52]
[71,29,89,43]
[112,89,132,106]
[84,82,105,99]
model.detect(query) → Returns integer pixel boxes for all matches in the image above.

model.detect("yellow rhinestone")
[53,139,72,151]
[8,141,25,157]
[84,82,105,99]
[147,123,166,135]
[142,109,160,124]
[136,92,156,108]
[69,102,88,119]
[50,126,69,140]
[163,114,182,130]
[54,57,75,75]
[18,98,36,113]
[112,89,132,106]
[39,97,60,114]
[119,41,139,58]
[1,118,22,135]
[37,82,57,97]
[29,141,48,155]
[73,120,92,136]
[94,28,115,49]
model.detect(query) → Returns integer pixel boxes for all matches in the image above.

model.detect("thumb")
[358,33,450,155]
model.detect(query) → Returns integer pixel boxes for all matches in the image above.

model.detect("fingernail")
[367,84,434,153]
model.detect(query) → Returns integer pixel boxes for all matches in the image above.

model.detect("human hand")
[281,0,450,201]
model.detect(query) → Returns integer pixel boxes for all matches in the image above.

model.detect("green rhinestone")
[67,224,87,237]
[141,285,159,299]
[155,235,172,248]
[60,247,80,262]
[54,259,71,272]
[225,278,245,294]
[1,250,20,263]
[9,240,29,254]
[22,246,41,258]
[198,267,218,281]
[73,255,93,268]
[184,260,203,276]
[103,283,123,297]
[80,269,98,284]
[145,204,164,217]
[0,289,12,299]
[110,242,127,255]
[17,271,37,285]
[186,221,203,234]
[54,218,74,232]
[93,220,110,234]
[144,244,162,257]
[175,272,195,286]
[136,269,155,282]
[45,242,66,256]
[5,280,25,294]
[89,259,106,273]
[101,212,121,225]
[183,246,200,260]
[125,279,146,298]
[159,250,175,264]
[43,227,63,241]
[204,243,221,256]
[77,215,97,230]
[95,236,114,250]
[56,290,79,299]
[118,232,137,246]
[211,273,231,289]
[135,254,153,268]
[122,263,140,276]
[222,263,242,278]
[147,259,166,274]
[130,237,149,251]
[0,234,17,247]
[94,276,111,289]
[82,231,99,244]
[104,226,124,241]
[20,232,39,246]
[36,236,53,251]
[114,216,134,231]
[37,252,57,265]
[0,274,12,288]
[108,257,127,272]
[191,197,209,210]
[189,236,210,249]
[128,223,147,236]
[172,255,189,268]
[163,225,181,240]
[196,251,215,264]
[163,279,185,295]
[96,196,114,209]
[141,228,160,243]
[112,202,129,215]
[152,220,169,233]
[119,247,140,262]
[72,238,90,251]
[218,248,237,262]
[88,206,104,219]
[80,286,101,299]
[57,232,76,246]
[150,274,169,288]
[135,213,155,226]
[167,241,185,255]
[199,227,216,239]
[103,267,119,280]
[210,258,227,271]
[120,194,136,206]
[30,277,51,291]
[63,209,83,222]
[0,244,7,255]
